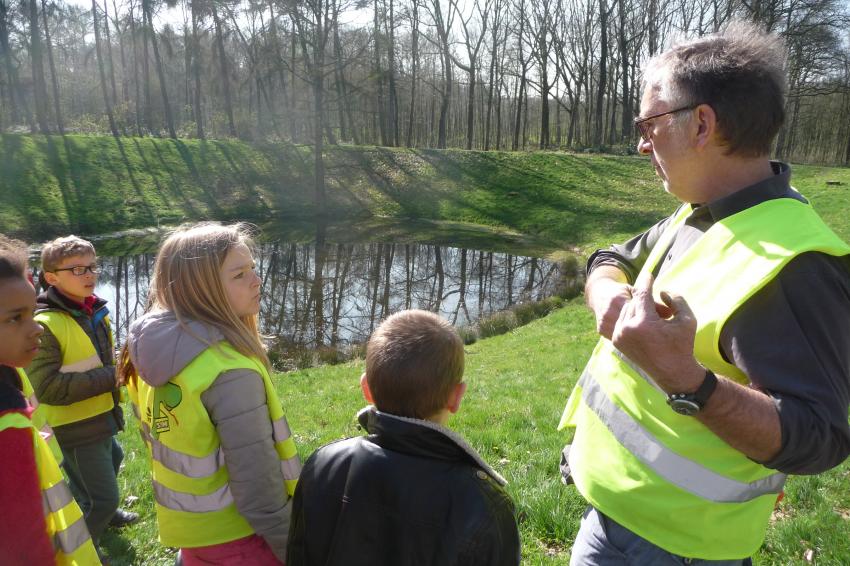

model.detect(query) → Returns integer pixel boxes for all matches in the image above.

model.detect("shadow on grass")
[100,530,138,566]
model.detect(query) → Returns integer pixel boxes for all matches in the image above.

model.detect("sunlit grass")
[102,302,850,564]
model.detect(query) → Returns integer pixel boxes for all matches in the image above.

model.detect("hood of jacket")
[127,310,223,387]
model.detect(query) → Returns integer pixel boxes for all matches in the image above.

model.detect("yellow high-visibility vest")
[560,198,850,559]
[136,341,301,549]
[18,368,63,463]
[0,411,100,565]
[34,310,115,427]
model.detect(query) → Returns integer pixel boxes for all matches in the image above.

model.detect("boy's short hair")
[0,234,28,281]
[366,310,465,419]
[41,235,96,272]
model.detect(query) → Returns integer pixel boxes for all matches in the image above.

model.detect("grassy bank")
[102,302,850,565]
[3,134,849,255]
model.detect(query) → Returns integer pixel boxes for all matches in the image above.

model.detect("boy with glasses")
[26,235,137,560]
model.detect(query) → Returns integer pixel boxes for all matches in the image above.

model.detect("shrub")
[544,296,565,311]
[456,325,479,345]
[317,346,346,366]
[512,302,538,326]
[478,311,518,338]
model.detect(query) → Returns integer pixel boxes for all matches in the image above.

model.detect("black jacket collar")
[358,406,507,486]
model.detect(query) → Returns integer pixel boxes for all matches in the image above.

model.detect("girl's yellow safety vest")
[560,197,850,559]
[135,342,301,549]
[0,411,99,565]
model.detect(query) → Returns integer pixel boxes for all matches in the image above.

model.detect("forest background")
[1,0,849,177]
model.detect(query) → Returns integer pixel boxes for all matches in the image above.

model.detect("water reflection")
[84,240,571,355]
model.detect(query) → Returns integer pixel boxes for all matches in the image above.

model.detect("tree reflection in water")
[94,241,572,356]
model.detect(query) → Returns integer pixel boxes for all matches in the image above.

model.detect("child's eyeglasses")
[52,264,101,276]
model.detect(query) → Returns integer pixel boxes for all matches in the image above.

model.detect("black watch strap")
[667,369,718,416]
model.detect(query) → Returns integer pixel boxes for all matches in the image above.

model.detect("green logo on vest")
[150,383,183,438]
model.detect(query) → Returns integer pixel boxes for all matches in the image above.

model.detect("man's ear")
[694,103,717,151]
[360,372,374,404]
[446,381,467,414]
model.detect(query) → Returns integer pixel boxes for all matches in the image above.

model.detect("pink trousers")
[181,534,284,566]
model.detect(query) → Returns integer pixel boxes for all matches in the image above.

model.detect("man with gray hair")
[559,22,850,564]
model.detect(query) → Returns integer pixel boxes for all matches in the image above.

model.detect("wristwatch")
[666,369,718,416]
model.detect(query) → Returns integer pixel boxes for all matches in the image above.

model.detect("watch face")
[670,398,701,416]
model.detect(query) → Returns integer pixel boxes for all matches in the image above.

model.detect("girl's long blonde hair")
[120,222,269,385]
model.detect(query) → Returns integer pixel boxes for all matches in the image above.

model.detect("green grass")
[6,134,848,562]
[102,302,850,564]
[5,134,848,256]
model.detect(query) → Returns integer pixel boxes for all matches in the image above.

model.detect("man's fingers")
[631,273,657,318]
[659,291,695,322]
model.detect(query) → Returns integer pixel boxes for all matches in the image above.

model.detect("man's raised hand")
[611,273,704,393]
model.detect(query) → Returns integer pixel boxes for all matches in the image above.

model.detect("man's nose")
[637,136,652,155]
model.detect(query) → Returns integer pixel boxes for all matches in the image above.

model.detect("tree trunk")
[617,0,631,141]
[128,2,143,135]
[465,65,475,149]
[594,0,608,147]
[41,0,63,134]
[113,0,129,104]
[212,6,237,137]
[93,0,119,136]
[192,0,204,138]
[141,0,153,133]
[28,0,50,132]
[484,29,497,150]
[512,6,525,151]
[405,0,418,147]
[373,0,387,145]
[332,13,348,142]
[386,0,399,146]
[648,0,657,56]
[103,0,118,106]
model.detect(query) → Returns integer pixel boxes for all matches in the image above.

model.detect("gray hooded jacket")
[127,311,291,561]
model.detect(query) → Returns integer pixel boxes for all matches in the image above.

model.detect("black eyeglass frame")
[634,103,703,140]
[50,264,101,276]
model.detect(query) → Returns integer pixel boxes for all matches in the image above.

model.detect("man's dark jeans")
[570,507,753,566]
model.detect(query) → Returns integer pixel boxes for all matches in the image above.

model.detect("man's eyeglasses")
[634,103,701,140]
[52,264,101,276]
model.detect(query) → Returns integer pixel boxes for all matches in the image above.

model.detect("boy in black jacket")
[287,309,521,566]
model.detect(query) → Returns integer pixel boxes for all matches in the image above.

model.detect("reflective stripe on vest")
[153,479,235,513]
[34,310,115,427]
[42,478,75,512]
[53,516,92,556]
[41,481,91,555]
[59,353,102,374]
[575,368,786,503]
[272,418,302,480]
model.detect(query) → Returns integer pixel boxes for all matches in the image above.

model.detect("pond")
[35,220,580,368]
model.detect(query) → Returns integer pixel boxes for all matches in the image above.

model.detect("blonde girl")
[120,223,300,565]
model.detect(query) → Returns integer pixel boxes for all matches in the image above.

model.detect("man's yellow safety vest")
[18,368,63,463]
[34,310,115,427]
[560,198,850,559]
[0,411,100,565]
[135,342,301,549]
